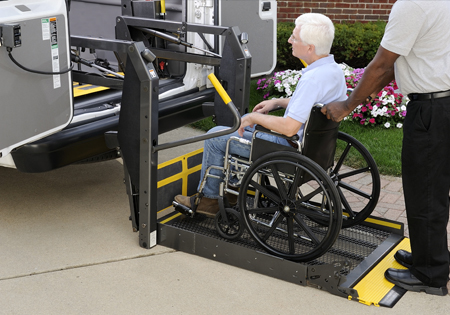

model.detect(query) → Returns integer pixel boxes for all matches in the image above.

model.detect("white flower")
[396,123,403,128]
[286,88,293,96]
[384,122,391,128]
[371,110,378,117]
[388,95,395,104]
[401,105,406,111]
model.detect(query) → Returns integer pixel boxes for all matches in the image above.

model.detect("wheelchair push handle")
[153,73,241,152]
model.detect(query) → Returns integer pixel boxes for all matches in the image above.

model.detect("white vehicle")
[0,0,277,172]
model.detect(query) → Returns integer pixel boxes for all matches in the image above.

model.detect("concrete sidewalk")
[0,126,449,314]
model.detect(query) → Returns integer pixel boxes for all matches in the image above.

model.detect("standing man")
[322,0,450,296]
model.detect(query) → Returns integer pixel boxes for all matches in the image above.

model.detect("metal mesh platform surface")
[165,213,392,275]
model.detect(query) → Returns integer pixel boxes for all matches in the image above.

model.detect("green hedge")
[333,21,387,68]
[276,22,300,70]
[276,21,387,70]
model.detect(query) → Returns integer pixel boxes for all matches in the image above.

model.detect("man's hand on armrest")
[253,98,290,114]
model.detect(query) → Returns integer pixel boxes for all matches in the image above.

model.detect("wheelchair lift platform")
[154,149,410,308]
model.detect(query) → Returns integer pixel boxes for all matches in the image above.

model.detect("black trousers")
[402,95,450,287]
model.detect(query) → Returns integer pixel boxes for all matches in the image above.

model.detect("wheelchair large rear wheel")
[239,152,342,262]
[331,132,381,228]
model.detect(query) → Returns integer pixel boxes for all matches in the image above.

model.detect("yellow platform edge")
[352,238,411,306]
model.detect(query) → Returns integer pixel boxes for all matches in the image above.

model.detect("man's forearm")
[274,98,290,109]
[346,46,398,110]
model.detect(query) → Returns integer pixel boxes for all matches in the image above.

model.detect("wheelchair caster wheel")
[215,208,244,240]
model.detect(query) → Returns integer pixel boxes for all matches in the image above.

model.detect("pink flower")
[360,119,366,124]
[369,118,375,124]
[352,113,359,119]
[361,106,367,112]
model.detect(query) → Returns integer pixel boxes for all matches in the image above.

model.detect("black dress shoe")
[394,249,413,268]
[385,268,448,296]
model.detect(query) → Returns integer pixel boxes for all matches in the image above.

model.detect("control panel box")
[0,0,72,156]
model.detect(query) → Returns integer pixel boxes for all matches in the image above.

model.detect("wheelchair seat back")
[249,105,340,175]
[301,105,340,172]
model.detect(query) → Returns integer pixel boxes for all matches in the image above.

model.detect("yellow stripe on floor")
[353,238,411,306]
[73,83,110,97]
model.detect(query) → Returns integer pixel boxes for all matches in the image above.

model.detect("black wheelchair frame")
[175,104,381,262]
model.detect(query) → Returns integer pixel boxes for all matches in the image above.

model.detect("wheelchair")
[174,104,380,262]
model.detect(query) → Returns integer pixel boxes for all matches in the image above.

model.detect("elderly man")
[322,0,450,296]
[175,13,347,217]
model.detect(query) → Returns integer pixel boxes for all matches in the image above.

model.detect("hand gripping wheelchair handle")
[153,73,241,152]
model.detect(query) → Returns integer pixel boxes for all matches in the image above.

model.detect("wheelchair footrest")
[173,201,195,218]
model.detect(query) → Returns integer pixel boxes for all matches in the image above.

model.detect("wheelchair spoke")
[288,167,303,199]
[337,186,356,218]
[287,217,295,254]
[294,203,333,221]
[333,141,351,173]
[269,164,288,200]
[297,187,324,204]
[293,214,320,245]
[338,181,371,199]
[250,180,281,204]
[262,212,284,241]
[337,166,371,180]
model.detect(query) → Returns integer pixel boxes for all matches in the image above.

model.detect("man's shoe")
[174,195,219,218]
[196,197,219,218]
[226,192,238,206]
[394,249,413,269]
[385,268,448,296]
[225,186,239,206]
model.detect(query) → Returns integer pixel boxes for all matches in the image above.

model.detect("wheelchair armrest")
[254,125,299,141]
[268,107,285,114]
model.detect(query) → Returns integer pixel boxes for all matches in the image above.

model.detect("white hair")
[295,13,335,56]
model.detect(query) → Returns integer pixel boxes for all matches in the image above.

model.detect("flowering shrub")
[256,69,302,100]
[341,64,408,128]
[256,64,409,129]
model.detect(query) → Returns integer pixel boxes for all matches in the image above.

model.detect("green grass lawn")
[190,80,403,177]
[338,121,402,177]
